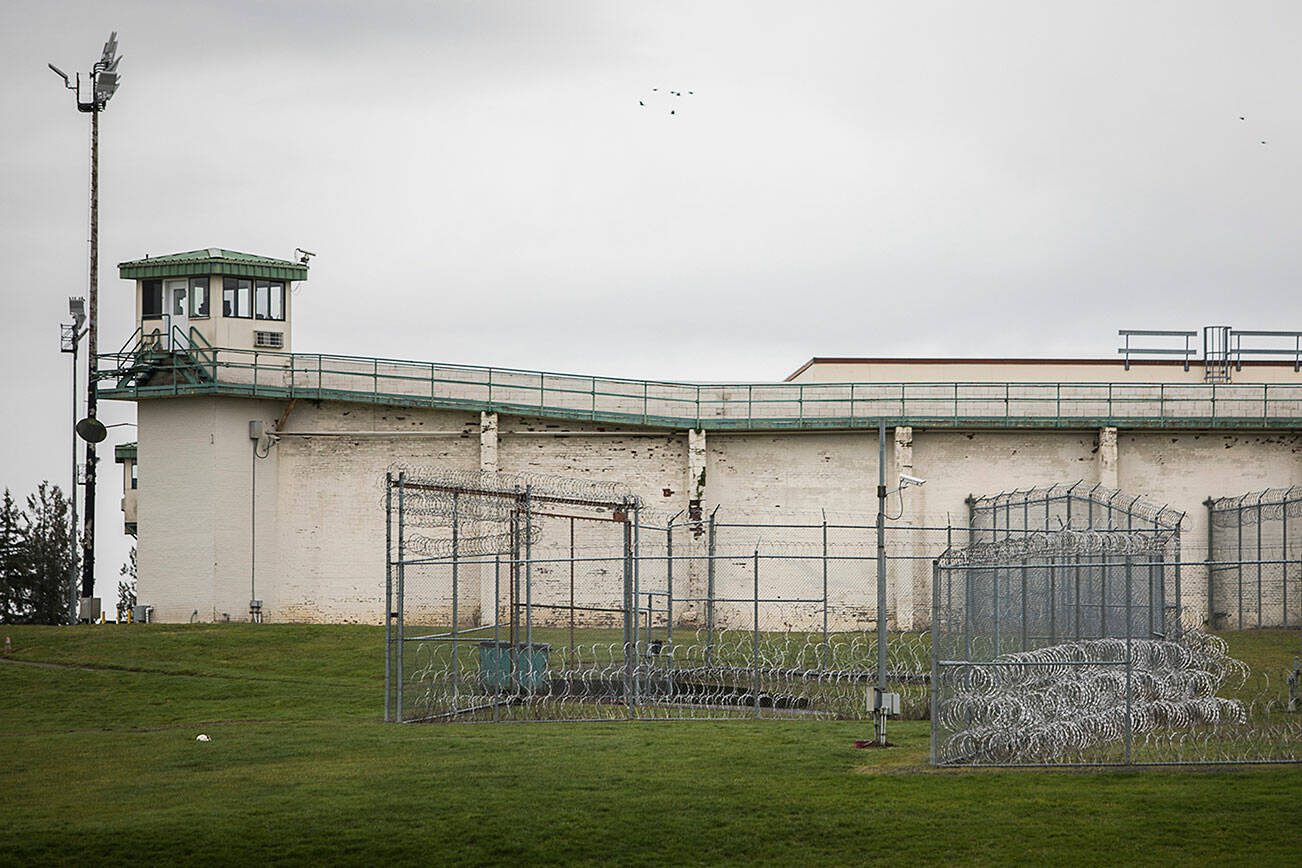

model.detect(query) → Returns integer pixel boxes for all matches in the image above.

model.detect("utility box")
[479,641,550,693]
[79,597,101,623]
[131,605,152,624]
[875,689,901,716]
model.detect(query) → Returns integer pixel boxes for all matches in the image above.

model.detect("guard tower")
[118,248,308,354]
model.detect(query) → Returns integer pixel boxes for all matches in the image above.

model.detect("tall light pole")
[50,33,122,605]
[61,298,88,623]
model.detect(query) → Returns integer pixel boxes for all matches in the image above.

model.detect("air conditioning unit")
[254,331,284,349]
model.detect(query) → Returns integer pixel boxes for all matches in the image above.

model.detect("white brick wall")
[133,394,1302,627]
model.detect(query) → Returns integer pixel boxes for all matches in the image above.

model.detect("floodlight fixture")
[100,32,118,67]
[69,296,87,332]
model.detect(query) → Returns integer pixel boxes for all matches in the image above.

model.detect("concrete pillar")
[684,428,709,623]
[477,412,499,624]
[480,411,499,474]
[1098,426,1119,489]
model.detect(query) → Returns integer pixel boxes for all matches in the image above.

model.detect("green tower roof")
[118,248,309,281]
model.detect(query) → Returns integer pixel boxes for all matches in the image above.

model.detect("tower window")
[142,280,163,319]
[255,281,285,321]
[223,277,252,318]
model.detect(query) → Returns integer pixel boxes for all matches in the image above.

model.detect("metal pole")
[875,420,888,745]
[633,505,641,710]
[706,509,716,665]
[753,548,761,719]
[1284,499,1290,628]
[1238,501,1244,630]
[524,488,533,692]
[493,555,501,722]
[569,516,575,665]
[69,338,79,623]
[384,473,392,721]
[81,102,99,601]
[666,517,674,688]
[623,511,634,718]
[451,492,459,702]
[250,437,256,619]
[1205,498,1216,631]
[930,559,941,766]
[821,510,829,661]
[396,472,406,722]
[1124,552,1133,765]
[1256,494,1264,629]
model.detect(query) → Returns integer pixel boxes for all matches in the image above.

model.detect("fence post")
[623,510,634,719]
[493,555,501,723]
[822,511,829,662]
[384,472,392,722]
[1124,553,1133,765]
[633,505,642,714]
[707,510,717,665]
[666,518,675,694]
[753,548,761,720]
[396,472,406,723]
[930,559,941,766]
[451,493,460,704]
[524,488,534,697]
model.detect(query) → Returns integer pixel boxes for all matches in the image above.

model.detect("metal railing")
[1118,329,1198,371]
[1231,330,1302,372]
[96,344,1302,430]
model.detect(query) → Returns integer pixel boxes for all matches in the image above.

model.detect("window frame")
[222,277,253,319]
[189,277,210,319]
[254,280,286,322]
[141,279,164,320]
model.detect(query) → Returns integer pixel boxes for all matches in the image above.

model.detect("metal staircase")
[101,326,216,391]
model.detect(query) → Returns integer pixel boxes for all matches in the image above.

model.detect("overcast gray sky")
[2,0,1300,590]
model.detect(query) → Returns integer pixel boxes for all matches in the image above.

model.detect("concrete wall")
[131,392,1302,628]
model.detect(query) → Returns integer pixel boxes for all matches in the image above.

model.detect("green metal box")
[479,641,550,692]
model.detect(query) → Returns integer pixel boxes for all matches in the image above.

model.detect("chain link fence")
[1207,487,1302,629]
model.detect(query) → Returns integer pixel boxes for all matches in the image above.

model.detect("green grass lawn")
[1,625,1299,866]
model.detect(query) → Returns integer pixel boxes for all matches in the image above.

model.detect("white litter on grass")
[196,734,211,742]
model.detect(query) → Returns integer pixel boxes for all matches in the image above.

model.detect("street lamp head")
[47,63,72,88]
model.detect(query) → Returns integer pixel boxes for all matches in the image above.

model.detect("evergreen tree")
[0,489,29,623]
[23,483,73,625]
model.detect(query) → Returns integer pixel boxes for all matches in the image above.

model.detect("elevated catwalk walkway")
[97,338,1302,431]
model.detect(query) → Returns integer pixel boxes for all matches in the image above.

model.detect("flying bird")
[1239,116,1245,121]
[670,109,676,115]
[1260,140,1268,145]
[639,100,644,106]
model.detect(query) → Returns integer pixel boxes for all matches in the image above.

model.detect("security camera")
[899,474,927,488]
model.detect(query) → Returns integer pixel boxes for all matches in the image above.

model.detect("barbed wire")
[938,528,1176,566]
[933,632,1283,765]
[1209,486,1302,527]
[969,482,1186,531]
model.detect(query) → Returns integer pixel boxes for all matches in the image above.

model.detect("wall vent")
[254,331,284,349]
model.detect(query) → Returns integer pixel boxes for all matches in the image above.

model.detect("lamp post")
[873,421,926,746]
[50,33,122,604]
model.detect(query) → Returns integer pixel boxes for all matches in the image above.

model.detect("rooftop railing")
[96,343,1302,430]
